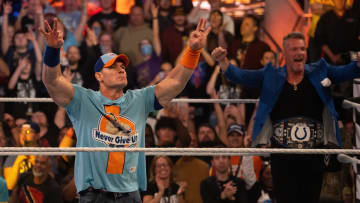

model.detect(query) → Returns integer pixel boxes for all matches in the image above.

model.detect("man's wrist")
[219,58,229,72]
[181,46,201,69]
[43,46,60,67]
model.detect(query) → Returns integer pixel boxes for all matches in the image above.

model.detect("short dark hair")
[283,32,305,47]
[13,30,27,39]
[130,4,144,13]
[244,14,259,28]
[197,123,217,137]
[262,50,276,60]
[66,45,80,53]
[155,117,177,133]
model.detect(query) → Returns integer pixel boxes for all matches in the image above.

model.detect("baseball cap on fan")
[94,53,129,72]
[227,124,245,136]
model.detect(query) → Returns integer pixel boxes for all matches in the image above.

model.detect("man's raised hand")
[211,47,227,63]
[188,18,211,51]
[39,19,64,48]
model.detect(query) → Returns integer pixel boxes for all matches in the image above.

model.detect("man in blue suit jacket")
[211,32,360,203]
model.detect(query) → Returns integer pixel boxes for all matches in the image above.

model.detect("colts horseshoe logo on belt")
[290,123,311,142]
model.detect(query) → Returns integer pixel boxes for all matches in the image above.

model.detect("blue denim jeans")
[79,189,142,203]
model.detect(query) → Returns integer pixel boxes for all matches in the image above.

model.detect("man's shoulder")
[114,25,128,34]
[68,85,98,106]
[140,24,153,33]
[306,58,329,72]
[73,84,95,95]
[125,86,155,97]
[201,175,217,184]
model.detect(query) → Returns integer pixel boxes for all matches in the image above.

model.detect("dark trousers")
[79,188,142,203]
[270,154,325,203]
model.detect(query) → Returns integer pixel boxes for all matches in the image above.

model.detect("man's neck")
[159,10,169,17]
[216,171,229,182]
[286,70,304,84]
[33,174,48,185]
[242,34,255,43]
[69,63,79,71]
[100,87,124,100]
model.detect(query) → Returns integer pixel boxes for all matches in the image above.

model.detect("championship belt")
[272,117,324,149]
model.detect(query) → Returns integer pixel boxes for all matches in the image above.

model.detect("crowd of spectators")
[0,0,359,202]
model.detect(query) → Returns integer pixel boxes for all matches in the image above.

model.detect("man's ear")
[95,72,102,82]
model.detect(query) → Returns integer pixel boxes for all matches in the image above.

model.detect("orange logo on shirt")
[92,105,138,174]
[92,105,138,148]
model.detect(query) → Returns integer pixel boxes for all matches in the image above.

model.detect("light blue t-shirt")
[0,177,8,202]
[65,85,156,193]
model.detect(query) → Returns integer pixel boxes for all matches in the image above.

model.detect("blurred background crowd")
[0,0,359,202]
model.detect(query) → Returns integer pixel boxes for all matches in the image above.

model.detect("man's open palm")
[188,18,211,51]
[39,19,64,48]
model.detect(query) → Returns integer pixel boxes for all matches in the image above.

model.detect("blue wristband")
[44,46,60,67]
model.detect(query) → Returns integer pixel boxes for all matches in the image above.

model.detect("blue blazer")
[224,59,360,147]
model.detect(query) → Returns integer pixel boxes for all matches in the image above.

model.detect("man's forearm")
[42,47,62,85]
[220,58,230,72]
[322,45,335,58]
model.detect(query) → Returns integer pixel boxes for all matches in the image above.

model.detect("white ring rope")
[0,147,359,156]
[0,97,259,104]
[343,99,360,109]
[0,152,267,156]
[1,97,358,156]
